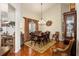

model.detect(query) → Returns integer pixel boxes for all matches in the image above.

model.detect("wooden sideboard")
[1,35,15,53]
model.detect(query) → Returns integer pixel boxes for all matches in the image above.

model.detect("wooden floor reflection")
[15,45,52,56]
[7,42,63,56]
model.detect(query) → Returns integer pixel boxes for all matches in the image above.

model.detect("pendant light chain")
[39,3,46,24]
[41,3,43,20]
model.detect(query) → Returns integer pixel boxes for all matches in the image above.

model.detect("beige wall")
[39,4,69,40]
[20,6,40,33]
[0,4,1,47]
[20,3,69,41]
[42,4,62,40]
[76,3,79,56]
[61,3,69,32]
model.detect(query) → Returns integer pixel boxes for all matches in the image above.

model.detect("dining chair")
[52,34,55,41]
[40,33,45,46]
[51,38,75,56]
[30,32,36,45]
[30,32,41,46]
[55,32,59,42]
[46,31,50,42]
[44,32,48,43]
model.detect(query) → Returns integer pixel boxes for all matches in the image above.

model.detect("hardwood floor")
[16,45,52,56]
[7,41,64,56]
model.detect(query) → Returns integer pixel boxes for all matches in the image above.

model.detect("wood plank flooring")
[7,41,64,56]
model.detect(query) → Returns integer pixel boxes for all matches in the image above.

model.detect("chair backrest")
[54,32,59,42]
[55,32,59,38]
[45,31,50,39]
[30,32,35,39]
[64,38,75,53]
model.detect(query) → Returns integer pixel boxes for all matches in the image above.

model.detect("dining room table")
[34,32,48,45]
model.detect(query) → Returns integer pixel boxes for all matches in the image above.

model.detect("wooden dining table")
[34,32,48,45]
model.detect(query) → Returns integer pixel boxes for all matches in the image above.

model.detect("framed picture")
[46,20,52,26]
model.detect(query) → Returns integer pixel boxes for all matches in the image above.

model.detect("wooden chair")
[40,33,45,45]
[30,32,40,46]
[54,32,59,42]
[30,32,36,45]
[52,34,55,40]
[52,38,75,56]
[44,32,48,43]
[46,31,50,42]
[52,32,59,42]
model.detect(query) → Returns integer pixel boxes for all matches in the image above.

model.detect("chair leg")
[34,41,37,46]
[41,40,44,46]
[31,41,32,45]
[42,39,44,46]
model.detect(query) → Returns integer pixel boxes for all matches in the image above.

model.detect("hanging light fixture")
[38,3,46,25]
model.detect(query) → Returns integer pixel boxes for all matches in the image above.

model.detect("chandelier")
[38,3,46,25]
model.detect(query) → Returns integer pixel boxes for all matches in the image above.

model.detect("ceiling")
[21,3,58,14]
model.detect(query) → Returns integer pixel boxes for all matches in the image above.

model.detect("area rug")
[24,40,56,53]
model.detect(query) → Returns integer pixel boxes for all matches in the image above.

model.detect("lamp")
[38,3,46,25]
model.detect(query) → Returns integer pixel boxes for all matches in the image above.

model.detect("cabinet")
[63,11,77,55]
[64,11,76,39]
[0,4,15,53]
